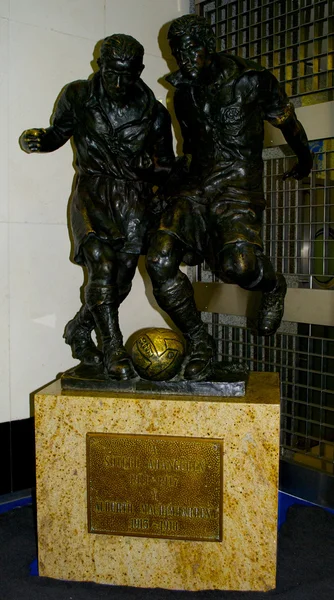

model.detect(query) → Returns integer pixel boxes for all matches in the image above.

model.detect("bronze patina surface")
[20,18,313,387]
[87,433,223,541]
[20,34,175,382]
[130,327,185,381]
[62,360,248,395]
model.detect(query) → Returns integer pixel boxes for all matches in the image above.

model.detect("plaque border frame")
[86,433,224,542]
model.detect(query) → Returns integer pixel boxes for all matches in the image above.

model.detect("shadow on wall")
[157,20,184,156]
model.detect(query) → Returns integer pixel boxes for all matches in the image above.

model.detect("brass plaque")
[87,434,223,541]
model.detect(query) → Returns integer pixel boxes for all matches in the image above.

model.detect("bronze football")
[131,327,185,381]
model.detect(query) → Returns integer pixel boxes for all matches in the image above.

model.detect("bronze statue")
[20,20,313,388]
[146,15,313,380]
[20,34,175,381]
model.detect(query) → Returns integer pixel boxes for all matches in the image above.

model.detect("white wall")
[0,0,189,423]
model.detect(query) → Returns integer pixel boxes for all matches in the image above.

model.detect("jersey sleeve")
[50,82,78,141]
[261,70,295,127]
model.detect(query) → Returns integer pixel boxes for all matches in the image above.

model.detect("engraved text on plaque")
[87,434,223,541]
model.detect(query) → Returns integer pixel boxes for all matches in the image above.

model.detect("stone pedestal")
[34,372,280,591]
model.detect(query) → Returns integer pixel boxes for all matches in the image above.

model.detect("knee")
[146,234,179,284]
[222,244,260,288]
[117,253,138,286]
[82,237,116,281]
[118,284,131,304]
[112,254,139,302]
[146,249,174,284]
[121,254,138,273]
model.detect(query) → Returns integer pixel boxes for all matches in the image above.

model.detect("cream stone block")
[10,0,105,41]
[9,223,82,420]
[9,21,94,225]
[0,223,10,423]
[35,372,280,591]
[105,0,189,58]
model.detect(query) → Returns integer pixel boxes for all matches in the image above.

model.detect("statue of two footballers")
[20,16,313,381]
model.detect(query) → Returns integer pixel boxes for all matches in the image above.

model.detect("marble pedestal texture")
[34,372,280,591]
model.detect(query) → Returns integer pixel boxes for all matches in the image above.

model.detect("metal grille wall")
[263,141,334,289]
[199,0,334,105]
[194,0,334,477]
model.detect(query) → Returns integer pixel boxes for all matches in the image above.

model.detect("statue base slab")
[34,372,280,591]
[61,362,248,397]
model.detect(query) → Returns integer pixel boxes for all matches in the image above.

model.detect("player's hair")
[167,15,216,53]
[100,34,144,66]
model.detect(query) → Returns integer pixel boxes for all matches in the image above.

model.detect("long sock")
[85,284,122,348]
[153,272,204,336]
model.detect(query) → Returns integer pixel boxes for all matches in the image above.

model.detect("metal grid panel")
[194,141,334,290]
[193,1,334,474]
[203,317,334,472]
[200,0,334,104]
[192,141,334,473]
[263,141,334,288]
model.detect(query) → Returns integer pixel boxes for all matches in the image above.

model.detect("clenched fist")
[19,128,46,153]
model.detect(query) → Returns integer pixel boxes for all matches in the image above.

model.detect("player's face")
[100,59,143,98]
[171,35,211,80]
